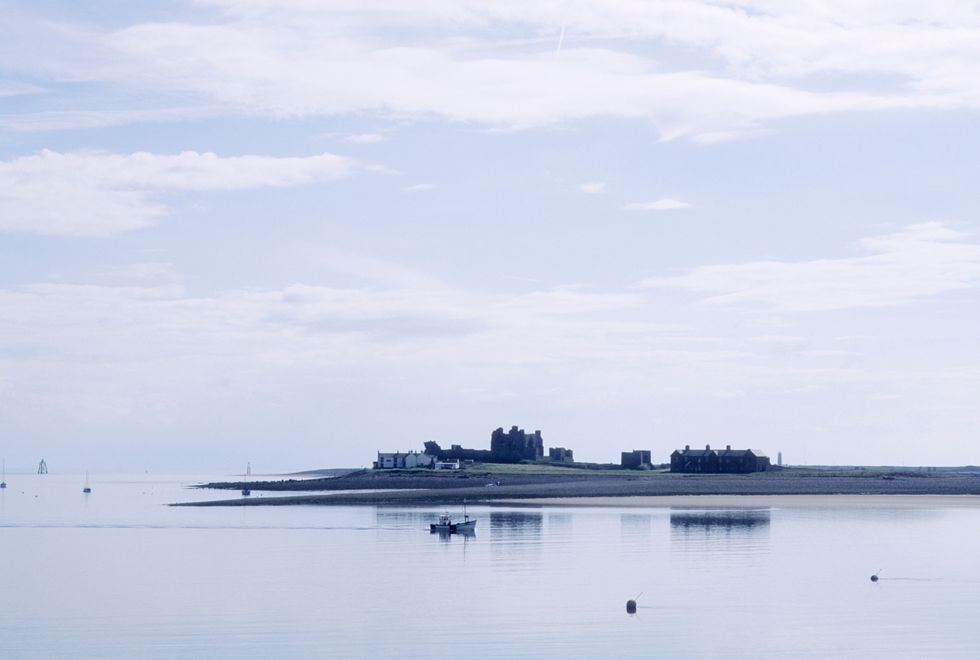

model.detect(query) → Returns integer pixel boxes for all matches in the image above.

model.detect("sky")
[1,1,979,472]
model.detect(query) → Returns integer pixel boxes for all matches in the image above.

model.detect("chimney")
[705,444,711,450]
[726,444,731,451]
[684,444,690,451]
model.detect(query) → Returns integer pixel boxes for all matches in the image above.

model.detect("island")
[175,463,980,507]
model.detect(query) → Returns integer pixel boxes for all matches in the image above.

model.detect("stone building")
[490,426,544,463]
[670,445,770,473]
[548,447,574,463]
[621,449,652,469]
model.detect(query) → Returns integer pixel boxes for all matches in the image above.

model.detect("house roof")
[673,447,768,458]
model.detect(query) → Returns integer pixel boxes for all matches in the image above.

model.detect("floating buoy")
[870,574,879,582]
[626,599,637,613]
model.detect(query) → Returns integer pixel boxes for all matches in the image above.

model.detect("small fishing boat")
[430,502,476,533]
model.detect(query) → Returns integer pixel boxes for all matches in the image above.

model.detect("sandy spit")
[498,494,980,508]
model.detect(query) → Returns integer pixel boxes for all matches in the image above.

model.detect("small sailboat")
[83,471,92,494]
[241,464,251,496]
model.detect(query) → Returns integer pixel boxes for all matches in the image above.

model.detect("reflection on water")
[490,511,543,534]
[432,527,476,543]
[490,511,543,568]
[669,508,771,561]
[670,508,771,531]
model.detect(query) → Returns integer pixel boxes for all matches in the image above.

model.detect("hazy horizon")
[2,2,979,472]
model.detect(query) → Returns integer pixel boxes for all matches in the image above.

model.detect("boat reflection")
[432,527,476,542]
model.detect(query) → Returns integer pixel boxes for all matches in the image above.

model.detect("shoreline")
[173,469,980,507]
[497,494,980,508]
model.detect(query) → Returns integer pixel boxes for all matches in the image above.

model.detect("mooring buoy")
[870,574,879,582]
[626,599,637,613]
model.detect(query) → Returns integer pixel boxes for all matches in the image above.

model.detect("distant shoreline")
[174,466,980,507]
[498,494,980,508]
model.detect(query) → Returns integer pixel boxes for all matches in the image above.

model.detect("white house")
[435,459,461,470]
[374,451,436,470]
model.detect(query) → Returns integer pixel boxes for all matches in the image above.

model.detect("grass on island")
[465,462,655,476]
[370,463,663,477]
[364,463,973,480]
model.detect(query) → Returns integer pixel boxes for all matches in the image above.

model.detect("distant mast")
[242,463,251,497]
[37,459,48,475]
[83,471,92,494]
[1,459,6,489]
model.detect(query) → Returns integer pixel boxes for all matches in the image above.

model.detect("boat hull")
[430,520,477,534]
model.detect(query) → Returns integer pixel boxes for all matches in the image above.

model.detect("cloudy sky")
[2,1,979,472]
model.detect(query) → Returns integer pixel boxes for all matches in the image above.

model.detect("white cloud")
[643,223,980,312]
[6,3,967,138]
[102,22,859,138]
[623,198,691,211]
[343,133,386,144]
[111,4,980,135]
[0,149,355,236]
[402,183,436,193]
[580,181,606,194]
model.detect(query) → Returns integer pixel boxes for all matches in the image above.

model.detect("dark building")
[621,450,652,469]
[490,426,544,463]
[716,445,770,473]
[548,447,574,463]
[436,443,492,462]
[670,445,770,473]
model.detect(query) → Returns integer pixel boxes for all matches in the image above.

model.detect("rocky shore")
[176,467,980,507]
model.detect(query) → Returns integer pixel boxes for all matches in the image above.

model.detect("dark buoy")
[870,574,879,582]
[626,600,637,614]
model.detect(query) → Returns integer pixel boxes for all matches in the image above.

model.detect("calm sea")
[1,473,979,659]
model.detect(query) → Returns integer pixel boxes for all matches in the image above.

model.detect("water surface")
[2,474,978,658]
